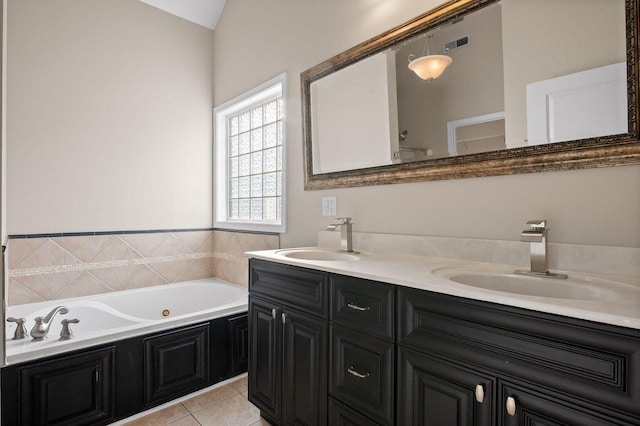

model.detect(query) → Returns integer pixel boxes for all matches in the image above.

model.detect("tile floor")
[122,376,269,426]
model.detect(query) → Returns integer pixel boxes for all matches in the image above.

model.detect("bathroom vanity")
[246,251,640,426]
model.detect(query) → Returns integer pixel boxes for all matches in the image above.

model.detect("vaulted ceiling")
[138,0,226,30]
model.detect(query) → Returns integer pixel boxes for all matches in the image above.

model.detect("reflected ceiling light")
[408,54,452,80]
[407,34,452,81]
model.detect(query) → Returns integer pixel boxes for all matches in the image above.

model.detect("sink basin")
[276,249,360,262]
[434,267,640,301]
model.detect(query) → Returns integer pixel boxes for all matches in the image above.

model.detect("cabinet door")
[144,324,209,404]
[500,382,632,426]
[228,313,249,376]
[282,308,328,426]
[398,347,494,426]
[18,347,115,426]
[248,296,282,424]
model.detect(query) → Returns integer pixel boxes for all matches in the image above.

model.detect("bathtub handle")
[6,317,27,340]
[60,318,79,341]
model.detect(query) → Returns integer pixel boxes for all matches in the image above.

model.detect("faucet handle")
[7,317,28,340]
[336,217,352,224]
[526,219,547,230]
[60,318,79,341]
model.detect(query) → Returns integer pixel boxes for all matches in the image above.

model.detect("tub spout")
[30,306,69,341]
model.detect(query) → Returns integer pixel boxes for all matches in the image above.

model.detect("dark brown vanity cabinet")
[248,259,640,425]
[248,259,329,426]
[397,287,640,426]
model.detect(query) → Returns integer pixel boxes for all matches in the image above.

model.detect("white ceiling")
[138,0,226,30]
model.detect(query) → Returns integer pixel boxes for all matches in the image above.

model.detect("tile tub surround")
[7,230,279,305]
[318,230,640,278]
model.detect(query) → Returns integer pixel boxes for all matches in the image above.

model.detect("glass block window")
[214,74,286,233]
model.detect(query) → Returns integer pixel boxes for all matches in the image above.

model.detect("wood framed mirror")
[301,0,640,190]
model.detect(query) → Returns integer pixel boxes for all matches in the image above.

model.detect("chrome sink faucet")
[327,217,356,253]
[30,306,69,341]
[515,220,567,279]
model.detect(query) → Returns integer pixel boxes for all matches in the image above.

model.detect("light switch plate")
[322,196,337,216]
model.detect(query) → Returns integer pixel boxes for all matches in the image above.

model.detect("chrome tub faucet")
[327,217,357,253]
[30,306,69,341]
[516,220,567,279]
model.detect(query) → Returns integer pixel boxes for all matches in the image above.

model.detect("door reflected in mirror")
[304,0,631,182]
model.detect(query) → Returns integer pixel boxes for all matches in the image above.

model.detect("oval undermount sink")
[434,267,640,301]
[276,249,360,261]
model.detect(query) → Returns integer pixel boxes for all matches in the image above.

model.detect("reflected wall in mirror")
[301,0,640,189]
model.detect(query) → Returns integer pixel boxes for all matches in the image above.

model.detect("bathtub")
[4,278,248,365]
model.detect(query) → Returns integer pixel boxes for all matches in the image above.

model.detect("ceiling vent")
[443,35,470,54]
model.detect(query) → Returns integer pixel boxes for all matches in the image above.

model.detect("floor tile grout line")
[125,379,253,425]
[182,387,242,416]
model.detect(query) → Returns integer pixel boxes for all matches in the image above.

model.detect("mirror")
[301,0,640,189]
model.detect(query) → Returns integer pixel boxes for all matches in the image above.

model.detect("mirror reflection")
[309,0,627,174]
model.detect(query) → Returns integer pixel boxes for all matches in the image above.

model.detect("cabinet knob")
[272,308,277,319]
[347,302,370,312]
[347,366,370,379]
[281,312,286,324]
[475,384,484,403]
[506,396,517,416]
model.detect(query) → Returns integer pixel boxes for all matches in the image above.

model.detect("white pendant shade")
[408,55,453,80]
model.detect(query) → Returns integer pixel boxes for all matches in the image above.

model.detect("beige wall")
[213,0,640,250]
[4,0,639,253]
[6,0,214,235]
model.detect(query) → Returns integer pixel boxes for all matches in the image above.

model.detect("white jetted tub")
[5,278,248,364]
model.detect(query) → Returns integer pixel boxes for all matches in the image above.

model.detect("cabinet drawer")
[329,397,382,426]
[330,275,394,341]
[330,325,394,425]
[398,287,640,419]
[250,259,328,317]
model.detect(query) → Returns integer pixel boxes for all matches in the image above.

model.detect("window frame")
[213,73,287,233]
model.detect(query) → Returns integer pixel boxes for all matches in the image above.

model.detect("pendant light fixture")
[408,34,452,81]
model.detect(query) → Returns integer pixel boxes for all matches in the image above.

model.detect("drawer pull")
[506,396,517,416]
[347,366,370,379]
[347,302,370,312]
[475,384,484,403]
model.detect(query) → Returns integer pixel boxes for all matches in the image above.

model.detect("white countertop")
[246,248,640,330]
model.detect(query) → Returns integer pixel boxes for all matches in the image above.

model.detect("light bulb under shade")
[408,55,453,80]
